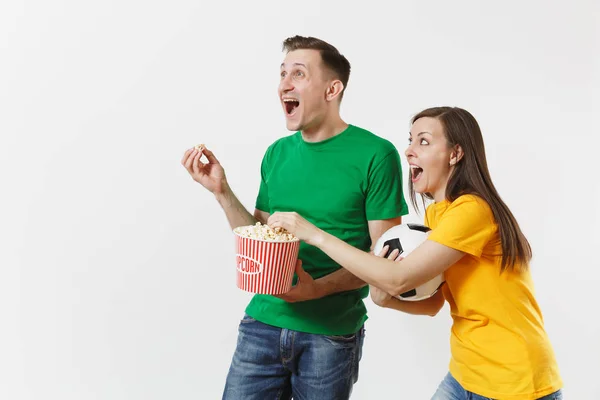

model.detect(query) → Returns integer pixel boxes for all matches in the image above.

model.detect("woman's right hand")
[181,145,228,194]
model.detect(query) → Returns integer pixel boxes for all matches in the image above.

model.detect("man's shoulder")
[347,124,398,153]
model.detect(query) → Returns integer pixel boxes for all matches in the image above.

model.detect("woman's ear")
[449,145,464,166]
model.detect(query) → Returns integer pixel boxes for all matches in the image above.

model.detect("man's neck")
[300,116,348,143]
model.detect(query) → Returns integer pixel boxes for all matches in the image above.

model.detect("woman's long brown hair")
[409,107,532,272]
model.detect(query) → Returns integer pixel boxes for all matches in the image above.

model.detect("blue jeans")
[222,314,365,400]
[432,372,563,400]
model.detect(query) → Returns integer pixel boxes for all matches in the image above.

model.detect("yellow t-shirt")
[426,195,562,400]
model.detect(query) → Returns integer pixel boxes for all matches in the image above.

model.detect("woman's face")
[405,117,457,202]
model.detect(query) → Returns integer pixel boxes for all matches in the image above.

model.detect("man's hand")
[181,145,228,195]
[275,260,323,303]
[369,284,394,307]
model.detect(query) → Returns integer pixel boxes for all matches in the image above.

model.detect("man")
[181,35,409,399]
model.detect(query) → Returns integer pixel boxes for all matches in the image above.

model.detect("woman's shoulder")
[453,194,490,208]
[426,194,494,221]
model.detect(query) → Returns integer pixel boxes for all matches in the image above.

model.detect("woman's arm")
[318,231,463,296]
[267,212,465,297]
[372,286,445,316]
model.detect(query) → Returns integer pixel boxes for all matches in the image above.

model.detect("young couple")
[181,35,562,400]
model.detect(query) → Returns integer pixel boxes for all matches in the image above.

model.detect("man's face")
[278,49,330,132]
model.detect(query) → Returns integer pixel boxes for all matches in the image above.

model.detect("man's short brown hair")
[282,35,351,98]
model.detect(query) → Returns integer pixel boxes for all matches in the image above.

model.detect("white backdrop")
[2,0,599,399]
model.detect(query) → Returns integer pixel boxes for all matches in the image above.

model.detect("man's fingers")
[181,148,194,165]
[184,149,198,172]
[202,147,220,165]
[182,149,197,170]
[191,150,204,175]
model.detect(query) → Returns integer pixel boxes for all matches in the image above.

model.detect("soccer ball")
[372,223,445,302]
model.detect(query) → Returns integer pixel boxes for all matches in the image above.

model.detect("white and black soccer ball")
[373,223,445,302]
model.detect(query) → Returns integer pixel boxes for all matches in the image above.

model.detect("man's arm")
[214,185,256,229]
[276,217,402,302]
[253,209,270,225]
[214,184,270,229]
[181,145,269,229]
[376,288,445,317]
[367,218,402,252]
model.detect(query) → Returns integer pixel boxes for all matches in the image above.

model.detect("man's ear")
[325,80,344,102]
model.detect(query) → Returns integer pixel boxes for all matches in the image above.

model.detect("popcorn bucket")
[234,232,300,295]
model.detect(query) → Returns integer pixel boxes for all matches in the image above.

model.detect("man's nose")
[279,74,294,92]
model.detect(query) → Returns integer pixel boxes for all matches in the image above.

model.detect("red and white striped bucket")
[234,233,300,295]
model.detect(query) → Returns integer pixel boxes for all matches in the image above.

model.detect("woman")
[267,107,563,400]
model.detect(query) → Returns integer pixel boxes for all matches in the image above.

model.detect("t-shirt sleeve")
[427,197,497,257]
[365,148,409,220]
[255,150,270,213]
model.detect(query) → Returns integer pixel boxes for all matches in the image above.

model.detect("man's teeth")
[283,98,299,115]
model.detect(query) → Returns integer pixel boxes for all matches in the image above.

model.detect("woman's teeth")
[411,165,423,180]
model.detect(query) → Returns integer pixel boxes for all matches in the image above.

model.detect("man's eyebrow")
[280,62,307,68]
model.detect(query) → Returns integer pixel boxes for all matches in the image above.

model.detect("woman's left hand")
[267,212,324,246]
[369,245,403,307]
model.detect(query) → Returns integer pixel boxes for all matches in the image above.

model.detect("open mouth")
[411,165,423,182]
[283,98,300,115]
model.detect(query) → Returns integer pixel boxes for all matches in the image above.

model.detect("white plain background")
[2,0,599,399]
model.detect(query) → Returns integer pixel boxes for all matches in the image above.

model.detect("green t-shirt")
[245,124,409,335]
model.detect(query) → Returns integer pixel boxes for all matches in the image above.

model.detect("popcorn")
[194,143,205,151]
[234,222,300,294]
[234,222,297,242]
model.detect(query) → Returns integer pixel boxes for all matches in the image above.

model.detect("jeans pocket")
[323,333,357,343]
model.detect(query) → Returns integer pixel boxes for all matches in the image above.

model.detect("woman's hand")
[369,245,403,307]
[267,212,325,246]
